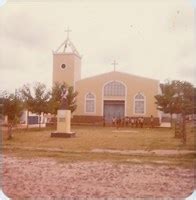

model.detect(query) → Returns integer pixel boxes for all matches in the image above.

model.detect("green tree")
[0,92,5,117]
[48,82,78,114]
[20,84,34,129]
[20,82,50,129]
[193,88,196,114]
[31,82,50,128]
[155,80,194,143]
[48,82,62,114]
[66,86,78,113]
[173,80,194,115]
[172,81,194,143]
[1,90,23,139]
[155,80,177,127]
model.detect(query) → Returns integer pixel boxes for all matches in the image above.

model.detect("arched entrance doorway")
[103,81,126,123]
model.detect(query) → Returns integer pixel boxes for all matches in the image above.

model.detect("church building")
[52,32,160,125]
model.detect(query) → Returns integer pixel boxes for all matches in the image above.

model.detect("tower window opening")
[61,64,66,69]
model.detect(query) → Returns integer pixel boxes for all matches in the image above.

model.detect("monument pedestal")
[51,132,76,138]
[51,110,75,138]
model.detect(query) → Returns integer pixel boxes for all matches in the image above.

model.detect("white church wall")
[74,71,159,118]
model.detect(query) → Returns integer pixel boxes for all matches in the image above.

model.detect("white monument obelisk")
[57,110,71,133]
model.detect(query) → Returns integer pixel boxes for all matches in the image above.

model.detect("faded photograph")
[0,0,195,199]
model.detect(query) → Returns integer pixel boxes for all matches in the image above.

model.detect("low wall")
[72,115,103,125]
[72,115,160,126]
[46,115,160,127]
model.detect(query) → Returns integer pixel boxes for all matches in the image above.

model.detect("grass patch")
[3,147,195,168]
[2,125,195,166]
[3,126,195,151]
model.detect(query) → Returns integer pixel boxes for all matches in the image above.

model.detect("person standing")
[135,118,139,128]
[103,116,106,127]
[130,117,134,128]
[125,116,129,127]
[150,115,154,128]
[116,117,121,129]
[140,117,144,128]
[112,116,116,127]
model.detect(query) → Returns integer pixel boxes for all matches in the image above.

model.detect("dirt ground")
[2,155,195,200]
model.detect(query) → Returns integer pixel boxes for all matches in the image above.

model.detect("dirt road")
[2,156,195,199]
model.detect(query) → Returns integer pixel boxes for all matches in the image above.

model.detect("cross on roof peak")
[65,27,72,39]
[112,60,118,71]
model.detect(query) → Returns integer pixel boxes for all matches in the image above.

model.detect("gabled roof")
[76,70,159,83]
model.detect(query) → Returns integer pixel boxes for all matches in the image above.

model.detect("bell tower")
[52,28,81,87]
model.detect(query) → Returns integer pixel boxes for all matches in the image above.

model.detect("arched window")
[85,92,95,113]
[104,81,125,96]
[134,93,145,114]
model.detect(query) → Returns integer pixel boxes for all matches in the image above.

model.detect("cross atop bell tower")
[53,27,80,57]
[65,27,72,39]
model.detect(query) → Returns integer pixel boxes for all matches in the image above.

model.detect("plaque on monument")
[51,109,75,138]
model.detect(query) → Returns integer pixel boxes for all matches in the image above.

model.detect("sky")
[0,0,195,93]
